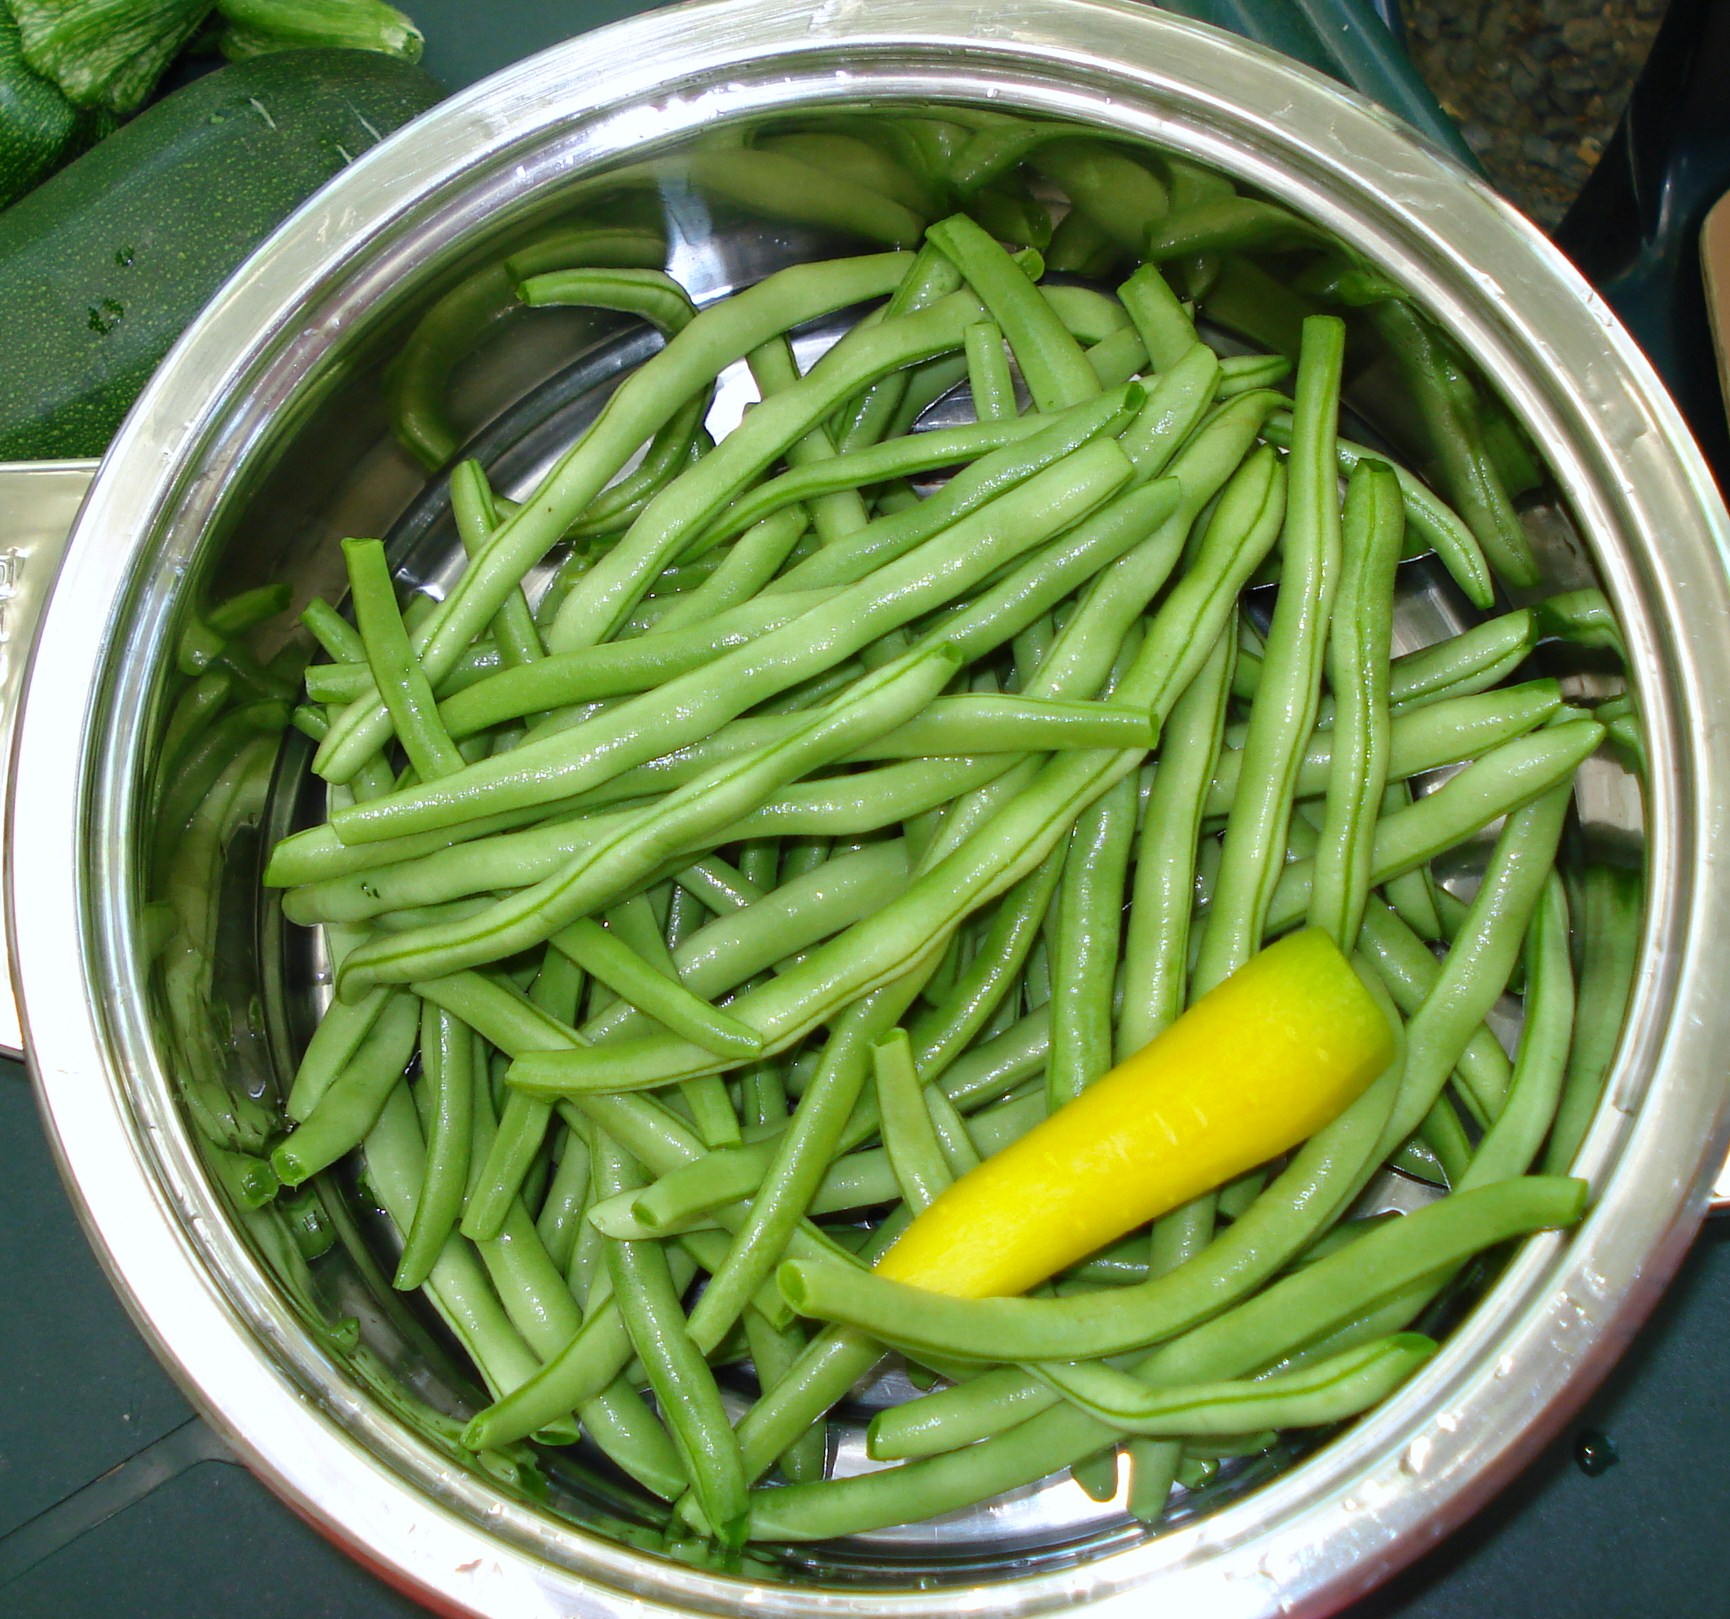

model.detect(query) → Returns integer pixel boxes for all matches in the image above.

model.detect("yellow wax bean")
[874,929,1394,1298]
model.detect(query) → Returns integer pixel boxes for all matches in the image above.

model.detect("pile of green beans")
[237,126,1644,1551]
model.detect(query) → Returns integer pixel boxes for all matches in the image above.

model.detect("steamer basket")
[11,2,1730,1614]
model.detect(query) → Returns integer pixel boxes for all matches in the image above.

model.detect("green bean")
[944,118,1070,193]
[692,413,1056,562]
[305,641,502,707]
[634,144,928,244]
[449,462,547,669]
[730,1325,887,1486]
[779,1065,1401,1366]
[867,1363,1055,1461]
[1462,875,1574,1188]
[1200,253,1316,359]
[344,538,464,782]
[1534,588,1624,658]
[541,696,1156,817]
[468,1182,688,1497]
[1379,781,1575,1155]
[1032,1334,1437,1436]
[924,1081,983,1176]
[547,290,987,655]
[739,1062,787,1132]
[1040,283,1131,345]
[159,670,235,774]
[756,1178,1584,1535]
[646,510,810,637]
[832,242,966,452]
[154,698,289,874]
[280,808,633,925]
[516,263,696,334]
[1544,864,1641,1173]
[337,644,963,993]
[272,991,422,1186]
[1121,619,1240,1340]
[413,970,916,1289]
[1084,324,1147,387]
[508,438,1280,1097]
[385,224,666,470]
[1030,388,1275,706]
[1216,353,1292,397]
[1369,299,1538,589]
[458,939,588,1241]
[1118,264,1196,372]
[1205,682,1563,818]
[919,481,1182,672]
[1194,317,1344,991]
[682,965,937,1355]
[511,750,1107,1092]
[1145,195,1319,260]
[745,334,870,545]
[1047,770,1137,1107]
[364,1085,543,1401]
[177,584,289,673]
[927,214,1098,411]
[965,319,1017,421]
[625,1009,1048,1234]
[1309,460,1403,949]
[906,853,1063,1077]
[1261,724,1603,935]
[394,1003,475,1289]
[436,589,831,742]
[1119,623,1235,1057]
[874,1028,954,1211]
[317,252,918,782]
[1263,412,1494,608]
[740,1309,827,1484]
[598,1138,749,1544]
[1358,897,1514,1121]
[533,1128,591,1275]
[1047,205,1119,279]
[674,856,763,917]
[757,129,941,216]
[1030,139,1169,254]
[750,1092,1047,1226]
[1242,610,1536,723]
[775,385,1139,594]
[565,395,714,544]
[580,843,913,1050]
[284,985,393,1120]
[456,1270,622,1447]
[1417,1094,1473,1183]
[551,918,763,1059]
[329,442,1132,849]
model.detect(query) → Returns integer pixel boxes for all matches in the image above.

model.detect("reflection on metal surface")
[0,461,96,1058]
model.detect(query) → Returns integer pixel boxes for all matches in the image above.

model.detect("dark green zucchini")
[0,10,110,207]
[0,47,442,459]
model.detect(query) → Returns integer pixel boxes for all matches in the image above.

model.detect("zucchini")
[0,47,441,459]
[216,0,423,64]
[0,10,111,206]
[10,0,213,117]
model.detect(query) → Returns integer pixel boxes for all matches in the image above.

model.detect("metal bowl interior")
[12,2,1730,1616]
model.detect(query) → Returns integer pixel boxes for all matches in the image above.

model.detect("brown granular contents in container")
[1402,0,1665,229]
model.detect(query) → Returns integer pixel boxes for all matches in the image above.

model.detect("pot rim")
[12,1,1730,1615]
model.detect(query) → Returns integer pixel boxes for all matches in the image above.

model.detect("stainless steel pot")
[9,0,1730,1613]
